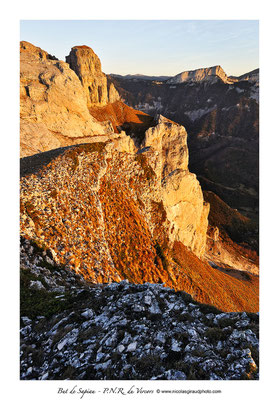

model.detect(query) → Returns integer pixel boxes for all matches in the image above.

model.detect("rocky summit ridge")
[166,65,237,85]
[20,129,259,313]
[20,115,209,282]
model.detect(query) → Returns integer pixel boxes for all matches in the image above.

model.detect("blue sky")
[20,20,258,77]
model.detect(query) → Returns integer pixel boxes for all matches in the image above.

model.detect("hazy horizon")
[20,20,259,77]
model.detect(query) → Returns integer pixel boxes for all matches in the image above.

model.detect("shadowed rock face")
[20,41,114,158]
[65,45,120,107]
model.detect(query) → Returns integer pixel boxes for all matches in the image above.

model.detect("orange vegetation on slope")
[89,100,155,139]
[171,242,259,312]
[20,144,121,284]
[99,176,168,284]
[203,190,257,245]
[204,190,259,274]
[98,155,258,312]
[20,144,258,312]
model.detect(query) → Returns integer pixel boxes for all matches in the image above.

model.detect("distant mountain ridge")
[166,65,236,85]
[230,68,259,83]
[110,66,259,85]
[110,73,171,82]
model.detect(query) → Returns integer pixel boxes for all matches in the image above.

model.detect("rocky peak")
[236,68,259,83]
[20,40,58,60]
[166,65,236,85]
[20,41,115,158]
[66,45,103,77]
[66,45,120,107]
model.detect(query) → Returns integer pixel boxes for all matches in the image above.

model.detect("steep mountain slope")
[20,134,258,312]
[204,191,259,276]
[20,41,259,315]
[230,68,259,83]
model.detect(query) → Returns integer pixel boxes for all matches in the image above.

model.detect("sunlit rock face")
[65,45,120,107]
[166,65,236,84]
[142,115,209,258]
[20,41,113,158]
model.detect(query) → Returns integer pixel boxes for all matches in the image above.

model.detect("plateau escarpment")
[166,65,237,85]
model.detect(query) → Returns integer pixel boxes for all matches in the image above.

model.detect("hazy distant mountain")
[166,65,237,85]
[110,73,171,81]
[110,66,259,85]
[230,68,259,83]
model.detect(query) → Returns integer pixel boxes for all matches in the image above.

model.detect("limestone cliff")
[65,45,120,107]
[142,115,209,258]
[20,116,209,271]
[166,65,236,85]
[20,41,114,158]
[110,67,259,227]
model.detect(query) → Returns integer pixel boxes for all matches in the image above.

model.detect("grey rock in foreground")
[20,237,259,380]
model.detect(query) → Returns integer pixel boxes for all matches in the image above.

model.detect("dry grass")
[99,175,169,284]
[20,144,258,313]
[89,100,155,138]
[171,241,259,312]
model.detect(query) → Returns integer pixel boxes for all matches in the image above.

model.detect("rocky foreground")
[20,238,259,381]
